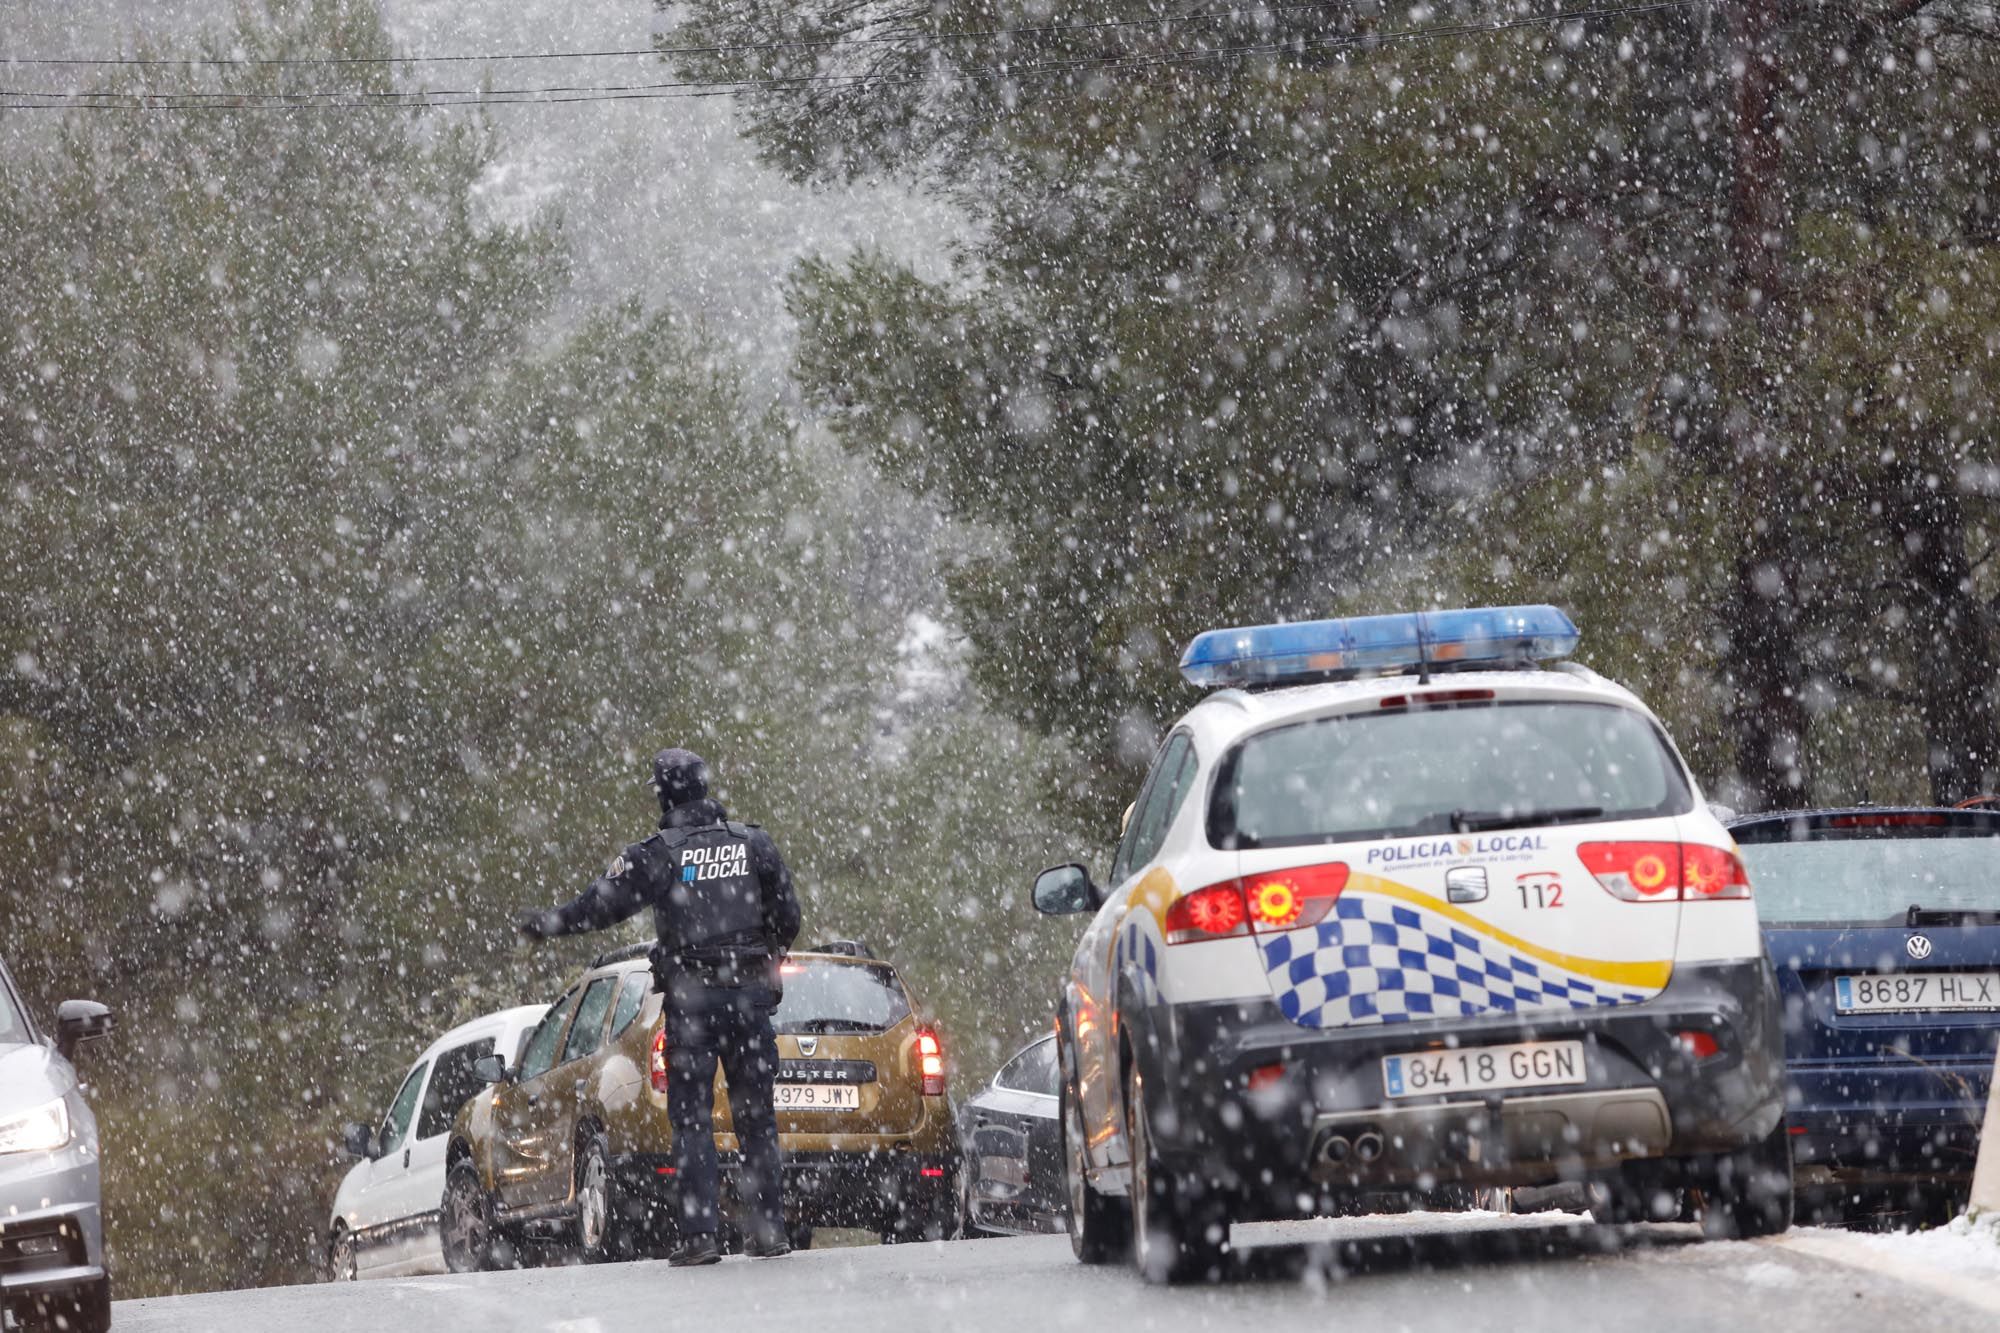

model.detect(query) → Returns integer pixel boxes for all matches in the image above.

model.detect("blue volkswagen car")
[1730,806,2000,1221]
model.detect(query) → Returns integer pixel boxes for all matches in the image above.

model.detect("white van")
[328,1004,548,1279]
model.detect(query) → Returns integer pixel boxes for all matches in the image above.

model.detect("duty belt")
[659,945,771,988]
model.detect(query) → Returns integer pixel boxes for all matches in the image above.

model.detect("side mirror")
[341,1122,380,1160]
[472,1053,511,1085]
[1032,864,1100,916]
[54,1000,113,1061]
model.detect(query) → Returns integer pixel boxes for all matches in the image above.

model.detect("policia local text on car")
[516,748,802,1267]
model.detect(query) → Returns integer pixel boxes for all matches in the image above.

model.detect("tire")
[879,1193,952,1245]
[1127,1063,1231,1285]
[11,1278,111,1333]
[328,1226,358,1282]
[787,1222,815,1252]
[1060,1053,1130,1264]
[1701,1122,1794,1240]
[958,1159,992,1240]
[442,1159,505,1273]
[575,1135,627,1263]
[1586,1172,1681,1226]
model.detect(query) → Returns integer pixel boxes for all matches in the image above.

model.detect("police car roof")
[1180,664,1650,743]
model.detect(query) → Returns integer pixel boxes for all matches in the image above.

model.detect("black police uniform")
[519,750,801,1262]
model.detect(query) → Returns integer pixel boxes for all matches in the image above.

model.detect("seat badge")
[798,1037,819,1057]
[1445,865,1489,904]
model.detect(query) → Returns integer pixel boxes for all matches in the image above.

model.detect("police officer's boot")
[667,1233,722,1267]
[744,1226,791,1259]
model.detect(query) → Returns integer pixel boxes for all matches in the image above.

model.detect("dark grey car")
[0,954,114,1332]
[956,1035,1065,1237]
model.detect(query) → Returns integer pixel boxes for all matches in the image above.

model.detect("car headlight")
[0,1098,72,1155]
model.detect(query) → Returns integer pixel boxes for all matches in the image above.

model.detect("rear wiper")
[1906,904,2000,928]
[1451,806,1603,834]
[781,1019,883,1034]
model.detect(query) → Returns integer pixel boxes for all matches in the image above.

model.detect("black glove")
[515,909,560,943]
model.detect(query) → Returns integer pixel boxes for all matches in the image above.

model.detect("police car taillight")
[1244,862,1349,930]
[916,1028,946,1096]
[1170,864,1349,943]
[1578,842,1751,902]
[650,1026,669,1094]
[1165,884,1248,944]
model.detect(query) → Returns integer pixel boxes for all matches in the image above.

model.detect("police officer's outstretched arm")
[751,830,801,953]
[515,848,654,942]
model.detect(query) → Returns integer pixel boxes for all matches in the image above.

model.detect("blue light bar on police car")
[1178,604,1580,689]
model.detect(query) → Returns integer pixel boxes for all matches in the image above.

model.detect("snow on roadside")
[1812,1213,2000,1281]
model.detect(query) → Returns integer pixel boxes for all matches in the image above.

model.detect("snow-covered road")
[114,1215,2000,1333]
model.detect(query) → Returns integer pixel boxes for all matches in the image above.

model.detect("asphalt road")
[114,1215,2000,1333]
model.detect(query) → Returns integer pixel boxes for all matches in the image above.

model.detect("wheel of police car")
[1127,1063,1229,1284]
[1059,1034,1130,1263]
[442,1160,502,1273]
[1702,1122,1795,1239]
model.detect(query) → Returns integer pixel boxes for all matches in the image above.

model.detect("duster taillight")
[916,1027,945,1096]
[650,1025,669,1094]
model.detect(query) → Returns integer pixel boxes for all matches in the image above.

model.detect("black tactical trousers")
[665,974,783,1240]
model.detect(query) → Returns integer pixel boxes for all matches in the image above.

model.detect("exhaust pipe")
[1354,1131,1386,1163]
[1320,1135,1352,1165]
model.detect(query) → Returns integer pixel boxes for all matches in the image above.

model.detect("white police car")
[1032,606,1790,1282]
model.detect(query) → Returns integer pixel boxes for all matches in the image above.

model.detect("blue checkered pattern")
[1118,919,1160,1002]
[1261,893,1654,1028]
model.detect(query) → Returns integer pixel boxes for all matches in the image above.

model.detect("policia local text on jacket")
[516,749,802,1265]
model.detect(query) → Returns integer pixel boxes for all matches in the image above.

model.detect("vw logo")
[1906,934,1934,961]
[798,1037,819,1057]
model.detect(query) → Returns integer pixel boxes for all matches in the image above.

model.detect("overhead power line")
[0,2,1374,67]
[0,2,1702,112]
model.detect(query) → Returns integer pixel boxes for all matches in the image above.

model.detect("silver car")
[0,953,114,1333]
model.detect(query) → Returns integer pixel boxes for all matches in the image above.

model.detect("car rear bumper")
[1138,957,1784,1198]
[1785,1058,1993,1184]
[613,1148,960,1229]
[965,1197,1065,1236]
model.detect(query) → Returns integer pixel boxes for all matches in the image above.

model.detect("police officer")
[515,748,801,1267]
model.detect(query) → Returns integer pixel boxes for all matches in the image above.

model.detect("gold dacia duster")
[442,942,961,1264]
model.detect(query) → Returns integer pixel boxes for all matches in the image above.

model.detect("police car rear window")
[1209,700,1689,849]
[773,961,912,1034]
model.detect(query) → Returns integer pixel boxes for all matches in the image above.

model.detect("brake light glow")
[650,1026,669,1094]
[920,1167,946,1178]
[1165,883,1248,943]
[916,1028,945,1096]
[1578,842,1751,902]
[1674,1030,1721,1061]
[1377,689,1496,708]
[1245,862,1349,931]
[1680,843,1751,900]
[1828,813,1950,828]
[1171,863,1350,942]
[1247,878,1301,928]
